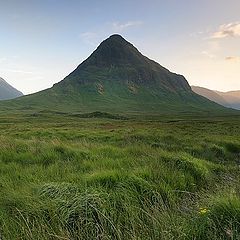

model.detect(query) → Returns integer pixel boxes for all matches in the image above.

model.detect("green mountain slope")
[0,77,23,100]
[0,35,235,115]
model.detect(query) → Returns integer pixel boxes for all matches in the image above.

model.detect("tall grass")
[0,114,239,239]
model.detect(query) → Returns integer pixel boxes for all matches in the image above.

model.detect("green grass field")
[0,112,239,239]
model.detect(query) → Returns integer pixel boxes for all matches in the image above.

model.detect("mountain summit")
[0,35,231,114]
[81,34,141,66]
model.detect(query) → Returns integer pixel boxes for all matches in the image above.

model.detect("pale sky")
[0,0,240,94]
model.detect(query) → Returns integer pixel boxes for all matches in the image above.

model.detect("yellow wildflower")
[199,207,209,215]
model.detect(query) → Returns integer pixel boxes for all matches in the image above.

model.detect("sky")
[0,0,240,94]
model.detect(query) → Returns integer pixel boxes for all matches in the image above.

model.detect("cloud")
[189,31,205,38]
[211,22,240,39]
[201,51,216,59]
[80,31,98,45]
[225,56,240,62]
[112,21,143,32]
[81,31,96,39]
[80,20,142,45]
[4,69,35,74]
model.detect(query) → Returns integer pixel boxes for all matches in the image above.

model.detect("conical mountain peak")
[79,34,144,68]
[100,34,136,51]
[99,34,134,49]
[63,35,191,91]
[105,34,129,42]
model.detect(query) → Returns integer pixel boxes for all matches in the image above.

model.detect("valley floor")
[0,113,239,239]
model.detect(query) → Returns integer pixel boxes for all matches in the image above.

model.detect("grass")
[0,112,239,239]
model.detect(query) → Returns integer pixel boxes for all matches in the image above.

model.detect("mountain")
[192,86,240,110]
[0,77,23,100]
[191,86,228,106]
[0,35,234,115]
[215,90,240,110]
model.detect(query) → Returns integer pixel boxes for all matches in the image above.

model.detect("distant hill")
[0,77,23,100]
[192,86,240,110]
[0,35,234,115]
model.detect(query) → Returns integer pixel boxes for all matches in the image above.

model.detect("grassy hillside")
[0,80,235,116]
[0,112,239,239]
